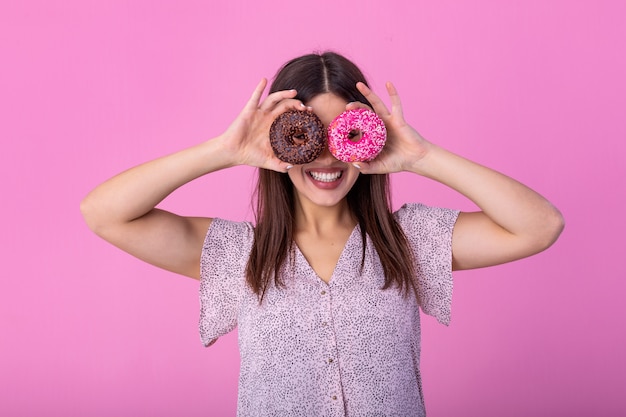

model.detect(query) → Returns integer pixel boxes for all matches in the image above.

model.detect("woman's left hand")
[350,82,564,270]
[346,82,431,174]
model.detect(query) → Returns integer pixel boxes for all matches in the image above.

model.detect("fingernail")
[353,163,361,169]
[300,103,306,107]
[286,165,293,170]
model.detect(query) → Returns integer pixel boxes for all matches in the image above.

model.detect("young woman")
[81,51,564,416]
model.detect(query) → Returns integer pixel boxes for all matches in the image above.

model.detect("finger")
[260,89,299,111]
[385,81,405,119]
[345,101,373,111]
[267,158,294,173]
[351,160,374,174]
[245,78,268,110]
[356,82,391,117]
[352,159,391,175]
[272,99,312,116]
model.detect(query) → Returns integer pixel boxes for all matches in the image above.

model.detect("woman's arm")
[410,145,564,270]
[81,139,228,279]
[80,79,302,279]
[351,82,564,270]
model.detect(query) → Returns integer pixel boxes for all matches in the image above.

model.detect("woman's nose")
[315,141,337,162]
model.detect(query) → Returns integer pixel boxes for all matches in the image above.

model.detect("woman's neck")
[293,196,356,235]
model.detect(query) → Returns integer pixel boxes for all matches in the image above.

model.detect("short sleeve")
[199,218,254,347]
[394,203,460,326]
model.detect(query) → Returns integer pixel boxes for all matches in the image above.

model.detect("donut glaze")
[327,108,386,162]
[269,110,326,165]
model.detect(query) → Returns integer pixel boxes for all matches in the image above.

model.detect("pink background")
[2,1,625,416]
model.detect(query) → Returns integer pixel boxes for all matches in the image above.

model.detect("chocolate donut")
[269,110,326,165]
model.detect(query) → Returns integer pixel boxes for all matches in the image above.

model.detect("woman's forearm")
[79,83,307,277]
[80,136,231,233]
[412,143,564,252]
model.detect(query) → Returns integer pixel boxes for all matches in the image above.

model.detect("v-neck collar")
[293,224,361,286]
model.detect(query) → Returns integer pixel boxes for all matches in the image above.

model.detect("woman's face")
[286,93,361,209]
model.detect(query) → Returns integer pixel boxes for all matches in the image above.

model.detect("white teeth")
[309,171,342,182]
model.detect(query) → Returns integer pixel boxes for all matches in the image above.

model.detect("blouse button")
[328,358,334,363]
[320,290,327,295]
[322,321,328,326]
[332,395,338,400]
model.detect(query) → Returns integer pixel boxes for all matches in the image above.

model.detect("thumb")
[352,161,372,174]
[267,158,293,173]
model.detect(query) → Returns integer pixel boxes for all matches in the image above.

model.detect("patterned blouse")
[199,203,459,416]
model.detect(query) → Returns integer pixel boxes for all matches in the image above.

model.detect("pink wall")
[2,1,624,416]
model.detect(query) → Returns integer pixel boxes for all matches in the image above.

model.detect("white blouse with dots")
[200,203,459,417]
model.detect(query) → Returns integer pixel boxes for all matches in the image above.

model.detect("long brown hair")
[246,51,416,301]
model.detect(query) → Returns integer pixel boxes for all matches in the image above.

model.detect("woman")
[81,51,564,416]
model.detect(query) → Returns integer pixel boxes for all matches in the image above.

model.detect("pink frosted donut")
[327,108,387,162]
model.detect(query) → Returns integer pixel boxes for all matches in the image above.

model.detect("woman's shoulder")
[393,203,459,326]
[207,217,255,233]
[202,218,255,252]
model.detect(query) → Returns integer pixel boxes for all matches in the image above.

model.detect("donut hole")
[348,129,363,143]
[292,130,307,146]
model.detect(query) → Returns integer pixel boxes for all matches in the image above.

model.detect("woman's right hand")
[219,78,309,172]
[80,79,308,279]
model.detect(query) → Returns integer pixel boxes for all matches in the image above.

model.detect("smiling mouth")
[308,171,343,183]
